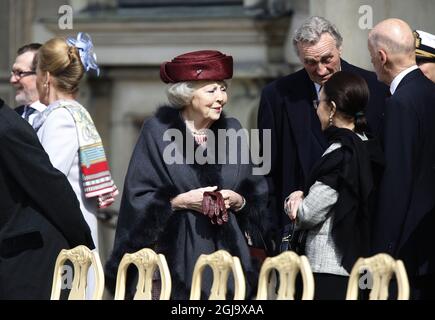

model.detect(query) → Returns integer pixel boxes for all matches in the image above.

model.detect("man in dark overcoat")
[258,16,388,252]
[0,98,94,299]
[369,18,435,299]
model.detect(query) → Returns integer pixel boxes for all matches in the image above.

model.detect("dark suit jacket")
[257,59,388,252]
[0,98,94,299]
[372,69,435,277]
[15,105,25,116]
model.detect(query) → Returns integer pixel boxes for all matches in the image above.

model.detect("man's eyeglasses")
[10,70,36,79]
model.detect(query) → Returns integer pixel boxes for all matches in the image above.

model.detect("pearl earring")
[329,114,333,126]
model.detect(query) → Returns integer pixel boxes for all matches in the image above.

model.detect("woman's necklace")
[192,130,207,145]
[182,113,208,145]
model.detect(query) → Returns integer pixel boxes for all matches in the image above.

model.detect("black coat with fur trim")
[106,106,268,299]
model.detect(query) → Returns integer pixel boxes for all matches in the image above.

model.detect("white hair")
[166,81,198,108]
[166,80,229,108]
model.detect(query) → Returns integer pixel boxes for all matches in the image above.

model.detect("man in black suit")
[10,43,46,125]
[257,16,388,253]
[0,98,94,299]
[369,18,435,299]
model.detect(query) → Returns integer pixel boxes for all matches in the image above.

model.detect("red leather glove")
[202,191,228,225]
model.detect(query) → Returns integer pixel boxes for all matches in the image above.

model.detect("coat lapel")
[395,68,423,93]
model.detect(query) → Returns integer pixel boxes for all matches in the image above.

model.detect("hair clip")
[66,32,100,76]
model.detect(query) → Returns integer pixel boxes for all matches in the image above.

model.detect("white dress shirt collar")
[24,100,47,126]
[314,83,322,99]
[29,100,47,113]
[390,65,419,95]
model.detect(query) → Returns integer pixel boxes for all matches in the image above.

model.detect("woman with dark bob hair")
[106,50,268,299]
[285,71,383,299]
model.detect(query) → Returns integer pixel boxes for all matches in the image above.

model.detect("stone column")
[0,1,11,102]
[0,0,36,105]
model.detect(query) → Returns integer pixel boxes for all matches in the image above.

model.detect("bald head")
[368,19,417,84]
[369,19,415,55]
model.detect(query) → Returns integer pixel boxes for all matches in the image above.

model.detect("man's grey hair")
[293,16,343,52]
[166,80,229,108]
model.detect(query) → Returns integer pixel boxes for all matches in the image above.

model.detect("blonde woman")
[34,33,118,298]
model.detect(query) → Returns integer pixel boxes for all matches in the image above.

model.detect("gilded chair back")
[346,253,410,300]
[50,245,104,300]
[114,248,171,300]
[256,251,314,300]
[190,250,246,300]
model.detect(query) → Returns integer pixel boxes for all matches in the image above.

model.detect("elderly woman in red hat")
[106,50,268,299]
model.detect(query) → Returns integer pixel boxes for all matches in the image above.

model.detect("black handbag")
[279,221,306,254]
